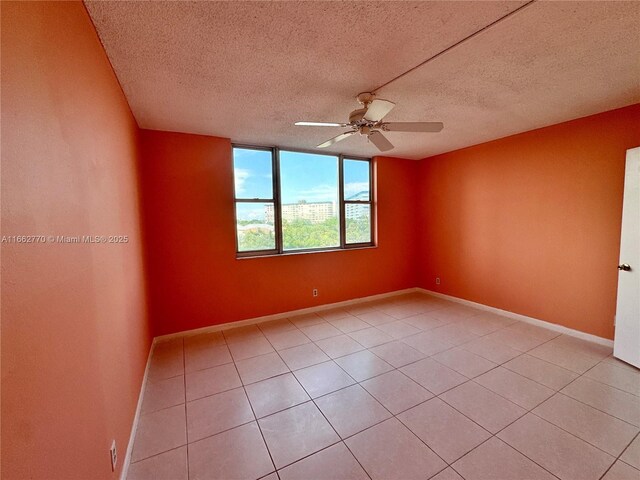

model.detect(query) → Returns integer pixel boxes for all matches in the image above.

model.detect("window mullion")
[369,157,375,245]
[274,147,283,254]
[339,154,346,249]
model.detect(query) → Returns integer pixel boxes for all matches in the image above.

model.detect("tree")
[346,216,371,243]
[238,229,275,251]
[283,218,339,249]
[237,215,371,251]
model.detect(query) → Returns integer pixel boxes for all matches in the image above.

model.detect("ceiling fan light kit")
[295,91,444,152]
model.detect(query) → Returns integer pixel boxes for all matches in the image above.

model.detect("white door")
[614,147,640,367]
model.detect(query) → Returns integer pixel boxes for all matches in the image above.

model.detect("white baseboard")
[154,288,419,343]
[123,286,612,479]
[154,286,614,348]
[122,288,416,478]
[120,342,154,480]
[418,288,614,348]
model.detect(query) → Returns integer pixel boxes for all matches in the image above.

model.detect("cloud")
[288,182,369,202]
[234,168,251,194]
[295,184,337,202]
[236,204,268,221]
[344,182,369,197]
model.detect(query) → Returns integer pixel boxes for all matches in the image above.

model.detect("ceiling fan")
[295,92,443,152]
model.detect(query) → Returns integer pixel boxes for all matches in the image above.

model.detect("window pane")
[344,159,370,201]
[345,204,371,244]
[235,202,275,251]
[279,151,339,250]
[233,148,273,199]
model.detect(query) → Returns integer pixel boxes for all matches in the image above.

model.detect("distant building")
[262,194,369,223]
[345,191,369,219]
[265,201,336,224]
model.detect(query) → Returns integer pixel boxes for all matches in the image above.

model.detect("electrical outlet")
[312,288,318,297]
[435,277,441,285]
[109,440,117,472]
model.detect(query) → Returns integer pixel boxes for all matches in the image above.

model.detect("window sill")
[236,244,377,260]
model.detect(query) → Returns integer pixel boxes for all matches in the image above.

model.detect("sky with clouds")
[234,148,370,220]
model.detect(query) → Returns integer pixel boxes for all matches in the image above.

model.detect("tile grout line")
[618,432,640,471]
[127,339,189,474]
[230,327,284,478]
[181,338,189,480]
[134,293,636,479]
[257,327,373,478]
[129,304,460,471]
[261,311,493,477]
[422,331,600,479]
[292,336,456,476]
[469,346,634,456]
[574,353,640,396]
[527,400,638,459]
[275,314,424,480]
[135,337,622,477]
[340,440,374,480]
[598,430,640,480]
[441,389,563,480]
[141,348,628,468]
[125,444,187,467]
[299,333,555,479]
[555,388,640,429]
[153,325,599,424]
[444,335,638,449]
[446,433,562,480]
[236,369,279,477]
[466,341,636,478]
[553,356,640,427]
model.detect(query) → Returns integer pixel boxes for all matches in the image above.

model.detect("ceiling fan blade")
[295,121,349,127]
[363,99,395,122]
[317,130,357,148]
[368,131,394,152]
[383,122,444,133]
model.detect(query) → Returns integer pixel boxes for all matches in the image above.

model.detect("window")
[233,147,277,253]
[233,146,374,256]
[343,158,372,244]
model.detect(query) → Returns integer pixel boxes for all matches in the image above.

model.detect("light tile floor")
[127,293,640,480]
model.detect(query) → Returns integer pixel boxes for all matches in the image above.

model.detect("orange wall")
[1,2,636,475]
[138,130,419,336]
[1,2,151,479]
[417,104,640,339]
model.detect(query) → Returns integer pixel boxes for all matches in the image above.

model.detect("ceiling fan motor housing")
[356,92,376,106]
[295,91,443,151]
[350,92,378,126]
[349,108,368,125]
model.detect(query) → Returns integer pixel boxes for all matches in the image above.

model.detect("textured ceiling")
[85,1,640,160]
